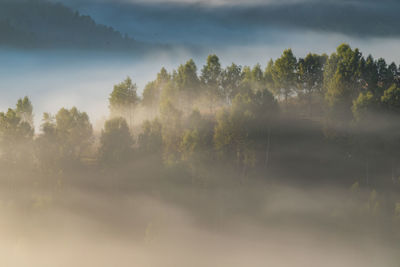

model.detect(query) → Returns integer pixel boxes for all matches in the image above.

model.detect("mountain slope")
[0,0,141,50]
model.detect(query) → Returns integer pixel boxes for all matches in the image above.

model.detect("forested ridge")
[2,44,400,234]
[0,0,141,50]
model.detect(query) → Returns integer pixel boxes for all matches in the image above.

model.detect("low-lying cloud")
[59,0,400,47]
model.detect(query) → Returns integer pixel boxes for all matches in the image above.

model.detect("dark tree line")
[0,0,140,50]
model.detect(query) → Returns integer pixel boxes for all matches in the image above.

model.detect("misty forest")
[2,44,400,265]
[3,0,400,266]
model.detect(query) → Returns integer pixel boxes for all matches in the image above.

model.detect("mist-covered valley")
[2,0,400,266]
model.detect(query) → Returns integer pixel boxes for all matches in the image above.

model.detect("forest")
[0,0,142,50]
[2,43,400,266]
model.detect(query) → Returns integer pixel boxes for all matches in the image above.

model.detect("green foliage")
[55,107,93,154]
[3,45,400,196]
[324,44,363,120]
[221,63,243,103]
[352,91,378,121]
[361,55,379,92]
[15,96,33,127]
[160,100,183,164]
[138,118,163,155]
[35,113,58,170]
[381,84,400,112]
[264,59,275,91]
[109,77,139,113]
[0,97,35,164]
[180,110,214,165]
[201,54,223,109]
[157,59,201,113]
[36,107,93,167]
[295,53,327,115]
[297,54,327,96]
[142,81,158,108]
[109,77,139,127]
[180,129,201,162]
[174,59,200,103]
[376,59,397,90]
[0,108,34,163]
[271,49,297,103]
[214,88,278,168]
[99,117,133,165]
[201,54,222,90]
[142,68,171,111]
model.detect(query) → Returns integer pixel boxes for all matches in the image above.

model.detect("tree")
[176,59,200,93]
[0,108,34,163]
[352,83,400,189]
[142,68,171,113]
[37,107,93,166]
[201,54,222,111]
[142,81,158,109]
[214,88,278,179]
[375,58,397,91]
[271,49,297,105]
[380,84,400,185]
[35,112,59,170]
[381,83,400,112]
[352,91,378,122]
[138,118,163,155]
[360,55,379,94]
[240,64,265,94]
[221,63,242,104]
[99,117,133,165]
[324,44,363,127]
[56,107,93,160]
[156,67,171,85]
[264,59,275,91]
[297,53,327,115]
[160,100,183,164]
[174,59,200,111]
[109,77,139,128]
[251,64,264,91]
[180,110,214,166]
[239,66,255,96]
[15,96,34,127]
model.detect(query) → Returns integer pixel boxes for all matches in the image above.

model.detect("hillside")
[0,0,141,50]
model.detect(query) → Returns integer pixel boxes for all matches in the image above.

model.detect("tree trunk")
[366,158,369,188]
[391,159,396,184]
[265,126,271,171]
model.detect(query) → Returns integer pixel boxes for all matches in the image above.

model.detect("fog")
[2,0,400,262]
[0,49,186,130]
[3,32,400,131]
[1,93,400,267]
[1,168,399,267]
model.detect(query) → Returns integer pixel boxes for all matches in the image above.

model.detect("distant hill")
[0,0,143,50]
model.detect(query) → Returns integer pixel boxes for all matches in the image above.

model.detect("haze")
[1,0,400,266]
